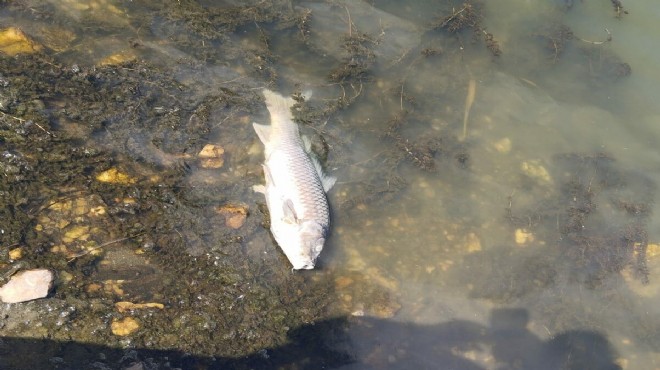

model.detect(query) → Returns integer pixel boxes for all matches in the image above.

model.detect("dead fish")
[253,89,336,270]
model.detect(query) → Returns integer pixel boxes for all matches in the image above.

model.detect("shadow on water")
[0,308,621,370]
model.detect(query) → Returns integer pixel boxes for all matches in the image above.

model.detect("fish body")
[253,89,335,270]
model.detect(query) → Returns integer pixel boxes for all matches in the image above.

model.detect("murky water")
[1,0,659,369]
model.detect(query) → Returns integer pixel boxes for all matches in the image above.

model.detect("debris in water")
[461,78,477,141]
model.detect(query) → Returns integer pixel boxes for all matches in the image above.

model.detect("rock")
[493,137,512,153]
[115,301,165,313]
[216,204,248,229]
[521,160,552,184]
[464,232,482,253]
[198,144,225,169]
[0,27,42,56]
[95,168,137,184]
[111,317,140,336]
[0,269,53,303]
[8,247,23,260]
[515,228,535,245]
[98,51,137,66]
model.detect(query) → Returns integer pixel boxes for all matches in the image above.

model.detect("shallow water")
[1,0,659,369]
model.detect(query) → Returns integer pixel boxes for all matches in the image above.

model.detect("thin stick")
[67,233,144,262]
[461,78,477,141]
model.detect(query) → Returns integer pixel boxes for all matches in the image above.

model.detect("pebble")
[216,204,248,229]
[111,317,140,336]
[521,160,552,184]
[97,51,136,66]
[96,168,137,184]
[493,137,512,153]
[8,247,23,260]
[515,228,535,245]
[115,301,165,313]
[198,144,225,169]
[0,269,53,303]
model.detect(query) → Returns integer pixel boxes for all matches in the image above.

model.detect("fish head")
[277,221,326,270]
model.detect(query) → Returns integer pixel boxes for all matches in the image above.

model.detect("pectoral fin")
[282,199,298,224]
[262,164,275,187]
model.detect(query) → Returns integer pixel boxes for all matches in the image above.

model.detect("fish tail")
[262,89,295,123]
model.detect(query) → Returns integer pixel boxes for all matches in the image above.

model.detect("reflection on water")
[1,0,660,368]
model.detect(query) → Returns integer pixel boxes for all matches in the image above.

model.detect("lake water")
[1,0,659,369]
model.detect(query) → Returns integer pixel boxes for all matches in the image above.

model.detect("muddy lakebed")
[1,0,660,369]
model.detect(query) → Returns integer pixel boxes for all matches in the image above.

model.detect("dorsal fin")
[310,156,336,192]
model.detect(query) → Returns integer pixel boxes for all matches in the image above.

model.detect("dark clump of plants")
[429,1,502,57]
[329,32,377,84]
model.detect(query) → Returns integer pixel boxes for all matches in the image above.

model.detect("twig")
[575,28,612,45]
[67,233,144,262]
[461,78,477,141]
[0,111,54,136]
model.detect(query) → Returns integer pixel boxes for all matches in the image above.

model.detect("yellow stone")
[647,243,660,259]
[111,317,140,336]
[465,232,482,253]
[86,283,102,294]
[62,225,90,243]
[8,247,23,260]
[493,137,512,153]
[0,28,42,56]
[89,206,106,216]
[521,160,551,184]
[334,276,354,289]
[216,204,248,229]
[515,228,534,245]
[51,245,68,253]
[103,280,125,296]
[96,168,137,184]
[48,200,72,212]
[115,301,165,313]
[198,144,225,169]
[98,51,136,66]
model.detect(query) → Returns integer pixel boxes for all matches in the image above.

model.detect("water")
[1,0,659,369]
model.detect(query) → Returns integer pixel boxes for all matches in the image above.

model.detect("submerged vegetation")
[506,153,654,286]
[430,1,502,57]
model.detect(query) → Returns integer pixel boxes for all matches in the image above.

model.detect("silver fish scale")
[271,136,330,232]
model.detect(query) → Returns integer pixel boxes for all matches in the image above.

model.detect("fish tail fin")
[262,88,296,122]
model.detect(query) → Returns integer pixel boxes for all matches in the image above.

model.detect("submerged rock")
[0,28,42,56]
[0,269,53,303]
[198,144,225,169]
[111,317,140,336]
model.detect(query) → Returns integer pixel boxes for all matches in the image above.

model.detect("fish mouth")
[293,262,315,270]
